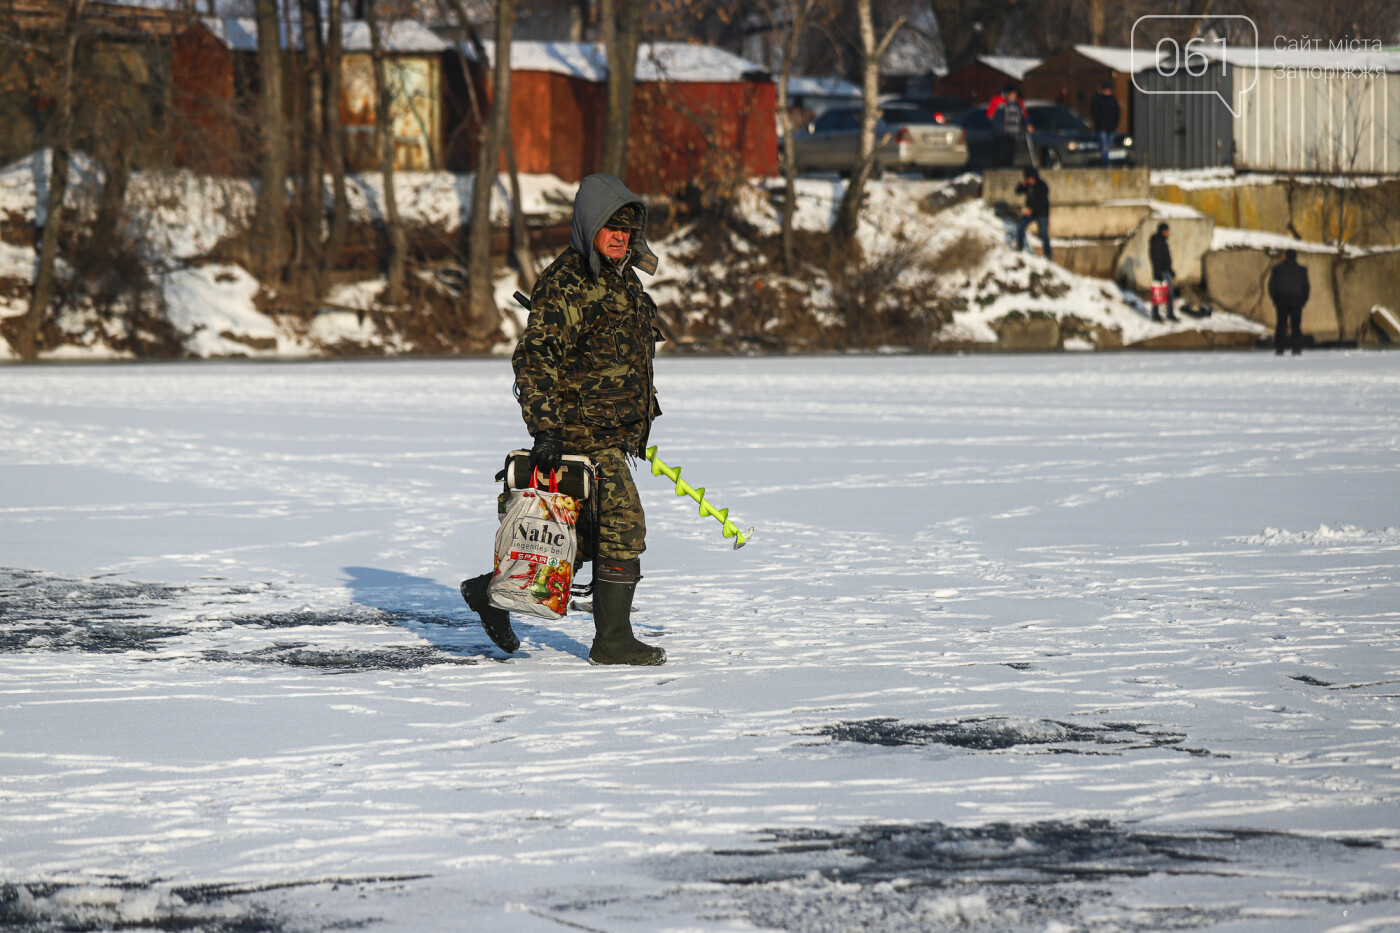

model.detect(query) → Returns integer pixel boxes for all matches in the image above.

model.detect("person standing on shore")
[1149,223,1179,322]
[1014,167,1051,260]
[1268,248,1311,356]
[988,85,1032,168]
[1090,82,1121,169]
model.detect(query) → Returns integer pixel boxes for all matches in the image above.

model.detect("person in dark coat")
[461,173,667,666]
[1148,222,1178,322]
[1014,167,1051,260]
[1090,81,1121,168]
[1268,248,1311,355]
[987,85,1031,167]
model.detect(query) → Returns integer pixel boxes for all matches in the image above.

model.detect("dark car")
[790,105,968,177]
[957,101,1135,169]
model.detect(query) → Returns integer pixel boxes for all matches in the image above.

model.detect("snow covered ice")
[2,352,1399,932]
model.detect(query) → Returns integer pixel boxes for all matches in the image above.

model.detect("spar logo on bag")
[488,473,581,620]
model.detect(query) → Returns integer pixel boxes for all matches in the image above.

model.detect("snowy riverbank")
[1,154,1270,361]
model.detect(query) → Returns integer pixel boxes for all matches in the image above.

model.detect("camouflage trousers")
[579,446,646,562]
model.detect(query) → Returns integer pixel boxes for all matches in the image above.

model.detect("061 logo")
[1131,15,1259,117]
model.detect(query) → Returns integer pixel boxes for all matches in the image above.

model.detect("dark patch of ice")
[0,875,419,931]
[0,879,287,932]
[694,821,1400,933]
[203,643,483,671]
[0,568,483,671]
[812,716,1205,755]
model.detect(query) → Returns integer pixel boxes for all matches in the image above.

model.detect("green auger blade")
[645,445,753,549]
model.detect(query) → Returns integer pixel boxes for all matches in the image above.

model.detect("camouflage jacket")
[512,247,662,457]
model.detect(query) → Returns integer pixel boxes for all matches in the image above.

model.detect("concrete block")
[1050,202,1152,239]
[1058,240,1122,280]
[1336,251,1400,342]
[1117,215,1215,289]
[1152,179,1400,250]
[1202,248,1339,342]
[1129,329,1261,350]
[984,167,1150,211]
[1372,306,1400,344]
[1203,248,1272,322]
[996,312,1062,351]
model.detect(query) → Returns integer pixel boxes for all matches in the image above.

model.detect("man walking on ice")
[462,173,667,666]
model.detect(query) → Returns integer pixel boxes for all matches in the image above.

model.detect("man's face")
[593,225,631,262]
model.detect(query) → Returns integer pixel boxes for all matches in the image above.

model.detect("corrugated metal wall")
[1233,66,1400,174]
[1132,63,1234,169]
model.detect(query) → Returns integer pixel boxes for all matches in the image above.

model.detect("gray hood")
[569,173,659,279]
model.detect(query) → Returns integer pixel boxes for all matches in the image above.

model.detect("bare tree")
[1089,0,1106,44]
[466,0,517,332]
[294,0,326,298]
[832,0,903,245]
[18,0,86,361]
[445,0,537,295]
[320,0,349,276]
[502,110,537,294]
[599,0,646,179]
[366,0,407,306]
[770,0,821,275]
[251,0,289,285]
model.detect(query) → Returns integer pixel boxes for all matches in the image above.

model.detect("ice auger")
[644,445,753,549]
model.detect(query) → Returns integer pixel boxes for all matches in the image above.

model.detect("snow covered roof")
[468,41,768,83]
[1072,45,1159,73]
[1202,45,1400,73]
[202,17,448,54]
[977,56,1042,80]
[787,75,861,99]
[340,20,449,53]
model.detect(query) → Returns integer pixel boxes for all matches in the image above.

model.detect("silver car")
[791,106,969,177]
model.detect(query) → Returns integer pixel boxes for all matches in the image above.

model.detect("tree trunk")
[599,0,644,179]
[297,0,325,299]
[90,152,130,255]
[834,0,903,244]
[776,0,818,277]
[251,0,289,285]
[18,0,86,361]
[441,0,485,127]
[467,0,515,333]
[504,113,536,294]
[366,1,407,306]
[323,0,348,274]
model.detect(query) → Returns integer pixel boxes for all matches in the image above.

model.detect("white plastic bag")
[487,469,580,620]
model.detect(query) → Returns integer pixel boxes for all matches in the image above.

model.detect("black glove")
[529,428,563,475]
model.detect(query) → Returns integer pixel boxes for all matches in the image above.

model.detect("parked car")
[878,95,972,125]
[957,101,1135,169]
[790,106,969,177]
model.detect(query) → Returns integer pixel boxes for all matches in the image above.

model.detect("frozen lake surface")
[2,352,1399,932]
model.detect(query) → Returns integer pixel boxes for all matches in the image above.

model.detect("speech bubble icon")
[1131,15,1258,118]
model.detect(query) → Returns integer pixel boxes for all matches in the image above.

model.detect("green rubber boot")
[589,568,665,666]
[460,572,519,654]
